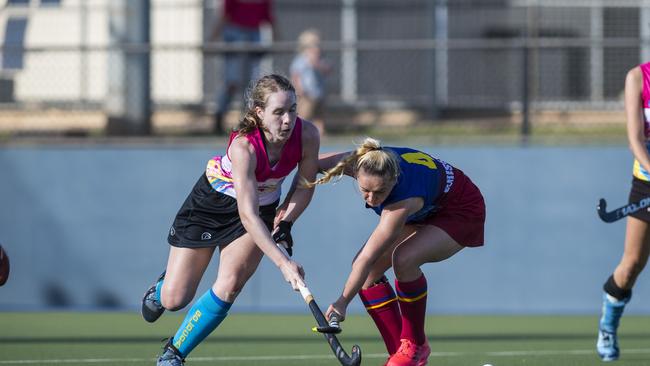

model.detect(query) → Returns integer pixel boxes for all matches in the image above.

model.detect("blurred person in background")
[597,62,650,362]
[141,74,321,366]
[210,0,276,135]
[290,29,331,137]
[309,138,485,366]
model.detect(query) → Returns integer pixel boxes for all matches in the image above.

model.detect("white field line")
[2,348,650,364]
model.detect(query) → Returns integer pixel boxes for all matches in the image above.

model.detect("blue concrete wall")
[0,143,644,314]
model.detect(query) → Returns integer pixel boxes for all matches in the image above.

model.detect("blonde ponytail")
[309,137,399,187]
[307,152,357,187]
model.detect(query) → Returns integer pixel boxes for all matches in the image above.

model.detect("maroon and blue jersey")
[367,147,455,223]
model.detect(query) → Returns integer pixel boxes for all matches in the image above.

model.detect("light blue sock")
[155,280,164,303]
[172,289,232,357]
[599,292,629,333]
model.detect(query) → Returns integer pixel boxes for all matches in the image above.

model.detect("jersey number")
[401,152,437,169]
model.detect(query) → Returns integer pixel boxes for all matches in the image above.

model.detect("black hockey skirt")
[167,174,278,248]
[629,177,650,223]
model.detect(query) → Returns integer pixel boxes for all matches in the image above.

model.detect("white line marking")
[2,348,650,364]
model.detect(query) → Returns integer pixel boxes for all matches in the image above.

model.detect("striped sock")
[172,289,232,357]
[359,282,402,354]
[396,275,428,345]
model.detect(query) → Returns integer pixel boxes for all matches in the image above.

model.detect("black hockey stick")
[598,197,650,223]
[298,285,362,366]
[274,242,361,365]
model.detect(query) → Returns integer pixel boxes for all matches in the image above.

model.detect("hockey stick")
[598,197,650,223]
[298,285,362,366]
[274,242,361,365]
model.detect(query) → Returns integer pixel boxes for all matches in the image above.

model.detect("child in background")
[290,29,330,136]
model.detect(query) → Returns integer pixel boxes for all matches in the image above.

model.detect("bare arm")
[318,151,355,176]
[291,71,304,98]
[267,0,278,40]
[275,121,321,224]
[625,67,650,173]
[327,197,423,320]
[230,137,305,289]
[210,0,230,41]
[275,150,352,220]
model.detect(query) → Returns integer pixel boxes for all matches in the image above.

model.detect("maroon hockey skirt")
[421,168,485,247]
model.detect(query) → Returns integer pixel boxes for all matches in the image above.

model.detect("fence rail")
[0,0,643,135]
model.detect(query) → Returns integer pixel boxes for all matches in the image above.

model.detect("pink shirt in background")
[224,0,273,30]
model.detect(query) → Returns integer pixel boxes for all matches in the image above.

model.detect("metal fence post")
[522,39,530,145]
[106,0,151,135]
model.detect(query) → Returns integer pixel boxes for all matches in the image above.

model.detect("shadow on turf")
[3,333,650,344]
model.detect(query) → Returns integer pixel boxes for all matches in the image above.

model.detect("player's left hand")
[272,220,293,256]
[326,301,347,323]
[274,202,289,228]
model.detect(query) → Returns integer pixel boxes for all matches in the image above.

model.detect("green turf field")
[1,312,649,365]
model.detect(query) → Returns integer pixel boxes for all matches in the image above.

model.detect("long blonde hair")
[310,137,400,187]
[236,74,295,136]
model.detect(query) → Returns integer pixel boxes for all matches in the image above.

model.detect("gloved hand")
[273,220,293,257]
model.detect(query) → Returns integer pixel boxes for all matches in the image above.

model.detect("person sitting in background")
[596,61,650,362]
[290,29,330,137]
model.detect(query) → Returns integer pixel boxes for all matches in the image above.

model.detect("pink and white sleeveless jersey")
[634,62,650,181]
[205,118,303,205]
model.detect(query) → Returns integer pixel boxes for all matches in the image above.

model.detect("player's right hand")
[279,260,305,291]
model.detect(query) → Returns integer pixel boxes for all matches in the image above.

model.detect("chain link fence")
[0,0,645,135]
